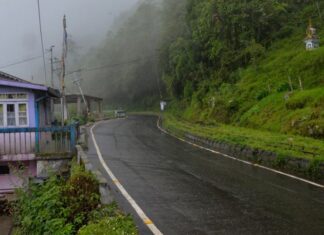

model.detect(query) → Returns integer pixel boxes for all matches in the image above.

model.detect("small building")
[53,94,103,119]
[305,19,319,50]
[0,71,76,193]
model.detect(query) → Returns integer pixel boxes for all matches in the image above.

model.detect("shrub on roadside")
[62,166,100,231]
[14,177,73,235]
[78,203,138,235]
[14,162,138,235]
[78,216,138,235]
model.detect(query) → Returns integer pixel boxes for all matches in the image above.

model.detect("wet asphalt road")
[87,115,324,235]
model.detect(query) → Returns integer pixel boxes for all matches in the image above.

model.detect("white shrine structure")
[304,19,319,50]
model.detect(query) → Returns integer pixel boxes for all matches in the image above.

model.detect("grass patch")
[239,88,324,138]
[163,113,324,162]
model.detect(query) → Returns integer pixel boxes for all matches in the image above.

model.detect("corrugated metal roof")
[0,71,61,98]
[0,71,33,84]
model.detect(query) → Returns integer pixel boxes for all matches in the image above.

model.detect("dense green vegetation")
[78,204,137,235]
[14,163,138,235]
[77,0,323,154]
[163,112,324,161]
[160,0,324,140]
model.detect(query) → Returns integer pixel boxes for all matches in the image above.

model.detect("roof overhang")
[0,79,47,91]
[0,80,61,98]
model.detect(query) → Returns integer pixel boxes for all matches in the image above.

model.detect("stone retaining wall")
[76,145,114,205]
[162,123,324,183]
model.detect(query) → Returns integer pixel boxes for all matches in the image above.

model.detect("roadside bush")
[78,202,138,235]
[14,163,138,235]
[14,177,73,235]
[62,166,100,231]
[14,164,100,234]
[78,203,138,235]
[78,216,138,235]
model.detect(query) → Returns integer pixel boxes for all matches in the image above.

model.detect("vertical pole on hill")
[298,77,304,91]
[61,15,68,126]
[49,45,55,88]
[48,45,55,123]
[73,75,89,115]
[288,76,294,92]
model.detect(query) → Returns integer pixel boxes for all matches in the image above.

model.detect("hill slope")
[161,0,324,140]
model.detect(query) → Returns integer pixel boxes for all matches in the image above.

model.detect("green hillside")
[161,0,324,140]
[180,32,324,139]
[78,0,324,141]
[236,34,324,138]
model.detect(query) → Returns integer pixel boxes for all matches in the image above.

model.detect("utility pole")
[47,45,55,88]
[37,0,47,85]
[61,15,68,126]
[73,74,89,115]
[47,45,55,123]
[50,45,55,88]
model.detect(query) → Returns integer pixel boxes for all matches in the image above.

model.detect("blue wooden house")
[0,71,76,193]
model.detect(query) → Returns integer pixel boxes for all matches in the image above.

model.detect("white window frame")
[0,102,29,127]
[0,93,28,101]
[17,102,29,127]
[0,93,29,128]
[0,103,3,127]
[5,103,17,127]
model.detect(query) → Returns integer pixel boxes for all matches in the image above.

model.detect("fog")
[76,0,165,107]
[0,0,139,84]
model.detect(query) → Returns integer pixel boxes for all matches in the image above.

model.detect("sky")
[0,0,139,84]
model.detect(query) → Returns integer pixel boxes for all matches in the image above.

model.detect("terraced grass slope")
[235,33,324,139]
[179,32,324,141]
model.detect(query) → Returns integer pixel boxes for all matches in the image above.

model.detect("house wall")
[0,160,36,193]
[38,98,52,127]
[0,86,36,127]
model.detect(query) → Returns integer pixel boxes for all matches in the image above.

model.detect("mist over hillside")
[72,0,164,108]
[69,0,323,139]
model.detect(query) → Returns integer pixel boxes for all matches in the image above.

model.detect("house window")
[0,103,29,127]
[0,93,28,100]
[0,104,3,126]
[18,103,28,126]
[7,104,16,126]
[0,165,10,175]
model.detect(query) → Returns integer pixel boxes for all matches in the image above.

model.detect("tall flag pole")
[61,15,68,125]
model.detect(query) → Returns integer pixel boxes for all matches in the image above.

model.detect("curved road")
[87,115,324,235]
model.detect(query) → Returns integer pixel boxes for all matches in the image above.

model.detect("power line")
[0,54,48,70]
[66,56,155,76]
[37,0,47,85]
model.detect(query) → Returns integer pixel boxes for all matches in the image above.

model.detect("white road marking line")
[157,117,324,189]
[91,121,163,235]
